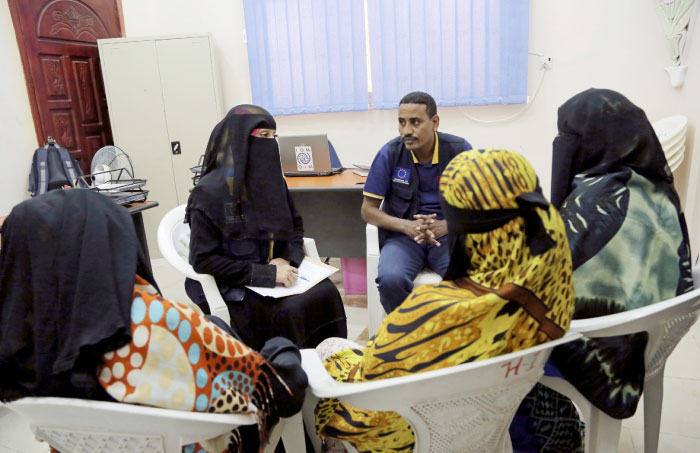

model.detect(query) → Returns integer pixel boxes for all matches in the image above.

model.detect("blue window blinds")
[367,0,529,109]
[243,0,529,114]
[243,0,368,115]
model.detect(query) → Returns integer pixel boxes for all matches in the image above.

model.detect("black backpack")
[29,138,88,197]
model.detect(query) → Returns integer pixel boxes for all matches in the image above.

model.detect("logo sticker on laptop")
[392,167,410,184]
[295,145,314,171]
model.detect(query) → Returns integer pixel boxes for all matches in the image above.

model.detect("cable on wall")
[458,51,550,124]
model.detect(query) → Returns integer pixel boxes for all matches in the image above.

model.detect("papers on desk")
[352,168,369,177]
[352,163,370,177]
[246,257,338,298]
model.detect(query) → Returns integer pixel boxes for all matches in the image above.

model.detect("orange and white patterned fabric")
[99,276,271,452]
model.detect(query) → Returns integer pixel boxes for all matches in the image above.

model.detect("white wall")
[120,0,251,114]
[0,1,38,214]
[120,0,700,250]
[4,1,699,251]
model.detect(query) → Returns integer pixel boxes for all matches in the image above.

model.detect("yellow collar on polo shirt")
[410,132,439,164]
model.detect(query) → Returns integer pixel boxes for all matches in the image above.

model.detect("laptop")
[278,134,343,176]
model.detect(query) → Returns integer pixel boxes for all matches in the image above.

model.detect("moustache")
[403,136,416,142]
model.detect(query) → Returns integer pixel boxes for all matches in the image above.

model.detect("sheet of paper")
[246,257,338,298]
[352,163,371,170]
[352,168,369,177]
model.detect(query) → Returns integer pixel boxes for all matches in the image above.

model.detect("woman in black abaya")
[185,104,347,351]
[0,189,309,452]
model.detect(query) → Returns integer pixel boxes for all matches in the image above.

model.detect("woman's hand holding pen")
[270,257,298,287]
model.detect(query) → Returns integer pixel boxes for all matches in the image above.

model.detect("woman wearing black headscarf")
[0,189,155,402]
[185,105,347,351]
[0,189,309,452]
[511,88,693,451]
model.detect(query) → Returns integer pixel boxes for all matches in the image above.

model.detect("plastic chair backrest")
[6,396,257,453]
[302,332,581,453]
[366,223,441,333]
[157,204,192,274]
[157,204,231,324]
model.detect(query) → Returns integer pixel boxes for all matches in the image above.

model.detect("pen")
[298,275,310,282]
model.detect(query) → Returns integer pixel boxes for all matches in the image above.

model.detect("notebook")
[278,134,343,176]
[246,257,338,298]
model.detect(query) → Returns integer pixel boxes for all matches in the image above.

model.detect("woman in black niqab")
[188,104,294,241]
[185,105,347,351]
[511,88,693,452]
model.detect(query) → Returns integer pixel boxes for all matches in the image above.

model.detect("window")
[367,0,530,109]
[243,0,368,115]
[244,0,529,114]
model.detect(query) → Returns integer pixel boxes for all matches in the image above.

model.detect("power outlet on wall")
[540,55,553,69]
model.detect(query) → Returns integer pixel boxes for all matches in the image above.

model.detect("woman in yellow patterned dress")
[314,149,576,452]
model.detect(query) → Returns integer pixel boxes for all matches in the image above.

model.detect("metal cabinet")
[99,33,223,257]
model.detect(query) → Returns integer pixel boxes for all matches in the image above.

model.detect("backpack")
[29,138,88,197]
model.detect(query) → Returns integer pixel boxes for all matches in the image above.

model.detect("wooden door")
[9,0,123,172]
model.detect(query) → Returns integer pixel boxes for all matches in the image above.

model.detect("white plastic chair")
[5,396,257,452]
[156,203,312,453]
[540,267,700,453]
[366,223,442,334]
[301,332,582,453]
[157,203,321,325]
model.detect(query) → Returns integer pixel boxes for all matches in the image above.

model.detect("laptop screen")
[278,134,335,175]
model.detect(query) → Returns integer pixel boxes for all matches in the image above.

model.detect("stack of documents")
[352,163,370,177]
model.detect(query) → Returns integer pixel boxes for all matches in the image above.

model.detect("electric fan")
[88,145,148,204]
[91,145,135,183]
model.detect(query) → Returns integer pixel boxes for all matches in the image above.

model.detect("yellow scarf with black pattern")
[316,149,575,452]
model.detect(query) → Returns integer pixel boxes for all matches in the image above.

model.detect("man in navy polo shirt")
[361,91,472,314]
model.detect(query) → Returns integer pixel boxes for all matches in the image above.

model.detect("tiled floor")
[2,259,700,452]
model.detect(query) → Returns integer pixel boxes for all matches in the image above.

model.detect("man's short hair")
[399,91,437,118]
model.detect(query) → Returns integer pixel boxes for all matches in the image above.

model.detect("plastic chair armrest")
[300,334,580,409]
[196,273,229,324]
[568,288,700,338]
[366,224,380,257]
[303,237,320,260]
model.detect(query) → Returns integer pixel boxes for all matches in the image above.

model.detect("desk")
[125,200,159,274]
[286,170,366,258]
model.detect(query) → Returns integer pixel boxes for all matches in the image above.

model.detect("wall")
[120,0,251,115]
[4,1,699,252]
[120,0,700,251]
[0,2,38,214]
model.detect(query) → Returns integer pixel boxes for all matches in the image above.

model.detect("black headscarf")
[0,189,156,401]
[441,186,555,281]
[551,88,674,208]
[186,105,294,240]
[550,88,690,275]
